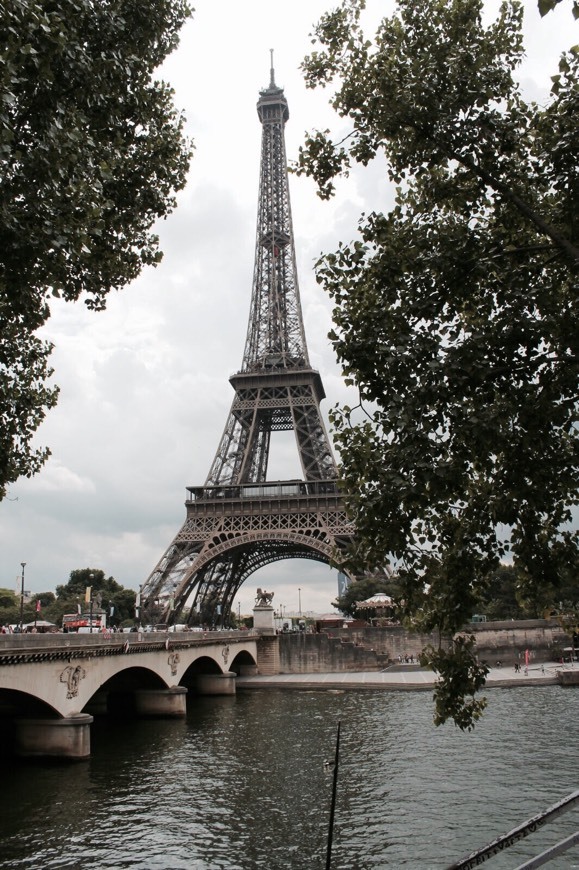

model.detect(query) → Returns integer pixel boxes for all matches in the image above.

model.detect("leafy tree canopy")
[477,564,525,621]
[0,588,19,609]
[53,567,136,625]
[35,590,55,605]
[0,0,193,499]
[55,567,121,599]
[296,0,578,729]
[0,587,49,626]
[333,574,400,618]
[538,0,578,17]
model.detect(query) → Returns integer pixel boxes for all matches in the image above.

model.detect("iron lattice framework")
[140,63,355,625]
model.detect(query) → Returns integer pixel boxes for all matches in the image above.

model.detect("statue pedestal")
[253,605,275,632]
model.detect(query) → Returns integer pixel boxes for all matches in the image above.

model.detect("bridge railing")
[446,790,579,869]
[0,628,258,656]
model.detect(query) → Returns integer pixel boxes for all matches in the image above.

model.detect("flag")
[85,586,92,603]
[36,599,41,612]
[77,603,81,614]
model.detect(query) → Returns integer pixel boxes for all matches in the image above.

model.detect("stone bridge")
[0,630,278,760]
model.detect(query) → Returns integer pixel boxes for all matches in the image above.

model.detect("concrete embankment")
[276,619,572,676]
[237,663,568,692]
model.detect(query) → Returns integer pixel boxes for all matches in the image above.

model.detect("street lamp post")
[19,562,26,632]
[89,573,94,633]
[171,582,178,627]
[298,587,302,616]
[135,585,142,625]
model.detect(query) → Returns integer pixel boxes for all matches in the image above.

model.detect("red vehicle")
[62,613,105,632]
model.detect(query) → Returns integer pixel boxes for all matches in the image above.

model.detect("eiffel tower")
[140,60,355,626]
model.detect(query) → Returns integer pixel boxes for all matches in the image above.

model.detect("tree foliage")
[0,306,58,496]
[296,0,579,728]
[332,574,400,618]
[52,567,136,625]
[477,564,524,620]
[0,0,192,499]
[55,567,120,599]
[0,587,54,627]
[538,0,578,18]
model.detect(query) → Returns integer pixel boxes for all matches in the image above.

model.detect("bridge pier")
[196,671,237,695]
[238,664,259,676]
[134,687,187,717]
[14,713,93,760]
[256,635,280,675]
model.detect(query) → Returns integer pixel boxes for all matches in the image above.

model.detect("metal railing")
[185,479,340,501]
[447,790,579,869]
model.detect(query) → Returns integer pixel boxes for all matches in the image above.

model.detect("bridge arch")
[180,654,223,683]
[84,665,171,717]
[0,687,60,719]
[0,633,261,757]
[230,648,258,676]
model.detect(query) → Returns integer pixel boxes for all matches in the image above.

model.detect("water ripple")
[0,687,577,869]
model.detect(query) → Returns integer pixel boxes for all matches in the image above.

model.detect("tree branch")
[448,148,579,265]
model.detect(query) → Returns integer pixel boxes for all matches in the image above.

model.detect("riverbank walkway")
[237,662,575,691]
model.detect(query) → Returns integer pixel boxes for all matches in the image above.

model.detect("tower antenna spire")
[269,48,275,88]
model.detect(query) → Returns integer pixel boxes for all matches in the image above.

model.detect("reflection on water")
[0,686,577,869]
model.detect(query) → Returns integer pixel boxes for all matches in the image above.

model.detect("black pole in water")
[325,721,341,870]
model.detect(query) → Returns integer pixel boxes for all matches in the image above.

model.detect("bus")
[62,612,105,632]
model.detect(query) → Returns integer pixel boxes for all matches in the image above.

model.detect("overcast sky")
[0,0,572,617]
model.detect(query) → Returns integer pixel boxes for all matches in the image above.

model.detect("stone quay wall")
[462,619,570,665]
[278,631,388,673]
[277,620,570,673]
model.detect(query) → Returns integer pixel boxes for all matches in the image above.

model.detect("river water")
[1,685,577,870]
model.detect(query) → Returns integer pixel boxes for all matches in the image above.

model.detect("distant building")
[337,571,349,598]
